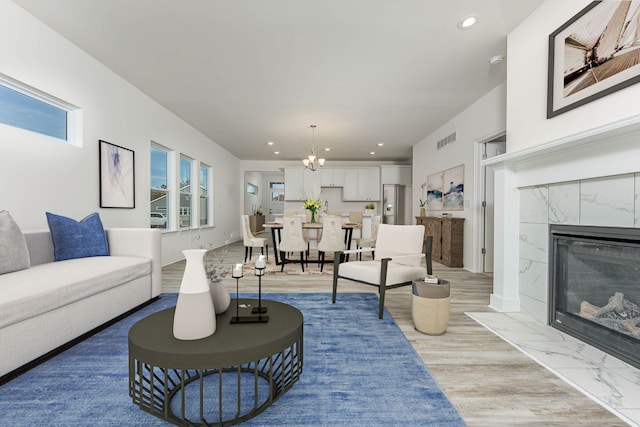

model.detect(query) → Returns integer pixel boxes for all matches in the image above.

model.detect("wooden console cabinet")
[249,215,265,234]
[415,216,464,268]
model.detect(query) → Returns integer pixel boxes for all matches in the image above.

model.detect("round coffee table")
[128,298,303,426]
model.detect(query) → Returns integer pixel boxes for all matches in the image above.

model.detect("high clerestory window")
[0,74,80,145]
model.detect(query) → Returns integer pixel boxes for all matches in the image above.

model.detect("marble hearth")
[469,311,640,426]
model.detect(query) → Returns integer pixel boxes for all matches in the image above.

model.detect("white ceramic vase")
[173,249,216,340]
[210,281,231,314]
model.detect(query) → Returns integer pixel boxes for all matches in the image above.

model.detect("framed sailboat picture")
[547,1,640,118]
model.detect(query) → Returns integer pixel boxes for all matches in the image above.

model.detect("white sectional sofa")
[0,227,161,380]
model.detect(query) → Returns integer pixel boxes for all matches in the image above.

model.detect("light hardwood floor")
[162,241,625,426]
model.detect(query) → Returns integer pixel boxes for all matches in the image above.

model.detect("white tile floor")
[467,311,640,427]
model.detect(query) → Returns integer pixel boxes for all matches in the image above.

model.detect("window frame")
[179,155,194,229]
[0,73,82,146]
[150,143,172,231]
[199,163,213,227]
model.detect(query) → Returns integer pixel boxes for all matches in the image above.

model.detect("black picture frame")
[99,140,135,208]
[547,1,640,118]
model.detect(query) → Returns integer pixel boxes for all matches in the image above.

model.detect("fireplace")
[549,225,640,369]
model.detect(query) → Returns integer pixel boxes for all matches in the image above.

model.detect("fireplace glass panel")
[550,225,640,369]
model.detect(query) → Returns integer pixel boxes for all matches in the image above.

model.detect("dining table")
[263,221,360,266]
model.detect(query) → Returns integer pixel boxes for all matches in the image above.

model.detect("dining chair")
[348,211,364,250]
[278,216,308,272]
[332,224,431,319]
[357,215,380,260]
[241,215,269,262]
[316,216,345,272]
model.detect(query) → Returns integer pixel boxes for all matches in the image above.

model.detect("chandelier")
[302,124,325,171]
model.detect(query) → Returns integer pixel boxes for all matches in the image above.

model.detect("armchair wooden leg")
[378,258,390,319]
[280,251,286,272]
[244,247,249,262]
[332,251,343,303]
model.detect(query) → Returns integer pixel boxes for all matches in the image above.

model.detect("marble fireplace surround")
[485,114,640,321]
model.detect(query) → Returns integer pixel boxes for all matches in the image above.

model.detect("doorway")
[268,181,285,222]
[476,131,505,273]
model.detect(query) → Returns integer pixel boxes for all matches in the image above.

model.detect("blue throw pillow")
[46,212,109,261]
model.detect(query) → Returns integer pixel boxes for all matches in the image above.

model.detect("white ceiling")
[14,0,543,162]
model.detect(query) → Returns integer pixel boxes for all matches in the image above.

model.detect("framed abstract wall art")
[426,172,443,211]
[547,1,640,118]
[99,140,135,208]
[443,165,464,211]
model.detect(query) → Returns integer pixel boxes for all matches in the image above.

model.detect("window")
[150,145,170,229]
[271,182,284,202]
[180,156,193,228]
[199,164,211,226]
[0,75,80,145]
[247,183,258,194]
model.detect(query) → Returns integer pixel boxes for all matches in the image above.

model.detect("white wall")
[412,83,506,272]
[506,0,640,153]
[489,0,640,316]
[0,1,241,265]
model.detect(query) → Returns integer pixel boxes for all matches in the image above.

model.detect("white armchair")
[332,224,433,319]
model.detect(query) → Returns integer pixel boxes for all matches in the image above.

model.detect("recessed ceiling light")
[377,142,384,147]
[267,141,274,146]
[274,151,279,155]
[324,147,330,151]
[370,151,376,155]
[458,14,478,29]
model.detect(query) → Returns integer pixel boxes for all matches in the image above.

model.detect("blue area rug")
[0,293,465,426]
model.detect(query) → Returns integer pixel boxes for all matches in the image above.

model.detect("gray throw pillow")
[0,210,31,274]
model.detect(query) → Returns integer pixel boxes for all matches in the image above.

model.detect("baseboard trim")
[0,296,160,386]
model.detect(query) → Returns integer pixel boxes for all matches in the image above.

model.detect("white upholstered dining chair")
[278,216,308,272]
[241,215,269,262]
[316,216,345,272]
[357,215,381,260]
[332,224,432,319]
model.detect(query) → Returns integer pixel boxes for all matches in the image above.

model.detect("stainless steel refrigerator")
[383,184,405,225]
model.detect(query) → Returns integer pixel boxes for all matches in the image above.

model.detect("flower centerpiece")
[302,192,322,223]
[419,182,427,216]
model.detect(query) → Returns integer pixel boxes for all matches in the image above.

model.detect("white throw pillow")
[0,210,30,274]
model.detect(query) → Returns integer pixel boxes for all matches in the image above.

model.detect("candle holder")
[252,264,268,315]
[230,261,269,324]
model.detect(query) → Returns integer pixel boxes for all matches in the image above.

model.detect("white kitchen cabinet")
[359,168,380,201]
[303,168,322,198]
[321,168,345,187]
[342,168,380,201]
[284,168,322,200]
[284,168,304,200]
[380,165,411,185]
[342,169,358,200]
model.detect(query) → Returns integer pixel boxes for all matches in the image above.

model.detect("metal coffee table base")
[128,300,303,426]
